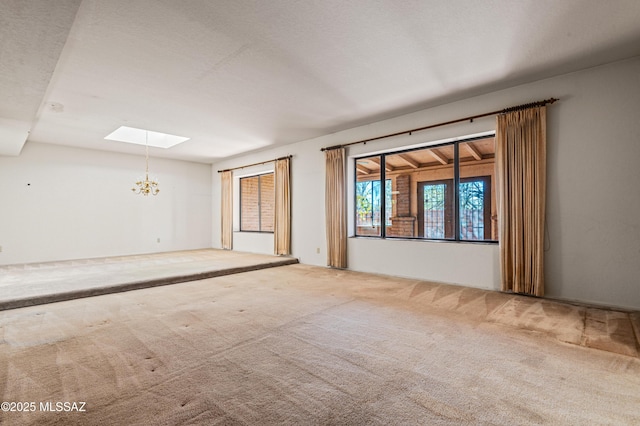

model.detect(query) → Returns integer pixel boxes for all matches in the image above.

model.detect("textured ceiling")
[0,0,81,155]
[2,0,640,162]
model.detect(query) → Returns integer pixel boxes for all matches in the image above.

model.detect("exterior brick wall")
[260,173,274,232]
[356,226,381,236]
[395,174,411,217]
[240,176,259,231]
[388,173,416,237]
[388,217,415,237]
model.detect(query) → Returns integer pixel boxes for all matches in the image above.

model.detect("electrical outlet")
[316,247,320,254]
[157,238,161,243]
[0,245,2,252]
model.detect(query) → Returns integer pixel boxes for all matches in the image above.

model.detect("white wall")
[0,142,212,264]
[213,56,640,310]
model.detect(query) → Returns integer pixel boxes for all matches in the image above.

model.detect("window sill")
[234,231,275,234]
[350,235,498,245]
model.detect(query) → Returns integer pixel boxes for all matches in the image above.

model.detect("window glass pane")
[386,144,455,239]
[384,146,453,238]
[371,180,382,226]
[356,180,374,228]
[460,137,497,241]
[240,176,260,231]
[459,180,485,240]
[385,179,392,226]
[355,155,382,236]
[260,173,274,232]
[423,183,447,238]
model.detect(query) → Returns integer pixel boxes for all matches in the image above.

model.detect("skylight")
[105,126,189,149]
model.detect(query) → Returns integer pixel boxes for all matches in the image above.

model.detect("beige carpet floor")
[0,249,297,310]
[0,262,639,425]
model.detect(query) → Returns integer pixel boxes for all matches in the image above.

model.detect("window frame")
[239,172,275,233]
[353,134,497,243]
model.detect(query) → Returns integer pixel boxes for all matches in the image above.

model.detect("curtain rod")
[217,155,292,173]
[320,97,558,152]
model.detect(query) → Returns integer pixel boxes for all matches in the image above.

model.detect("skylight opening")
[105,126,189,149]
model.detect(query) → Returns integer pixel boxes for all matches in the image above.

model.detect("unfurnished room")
[1,1,640,425]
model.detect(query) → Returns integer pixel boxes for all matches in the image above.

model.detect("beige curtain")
[221,170,233,250]
[496,106,547,296]
[274,157,291,255]
[325,148,347,268]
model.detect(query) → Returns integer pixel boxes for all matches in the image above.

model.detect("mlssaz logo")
[39,402,87,412]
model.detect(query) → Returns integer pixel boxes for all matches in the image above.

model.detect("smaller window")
[240,173,274,232]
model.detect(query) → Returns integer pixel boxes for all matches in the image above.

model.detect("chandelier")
[131,131,159,196]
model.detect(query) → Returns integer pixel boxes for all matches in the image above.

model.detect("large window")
[240,173,274,232]
[354,135,497,242]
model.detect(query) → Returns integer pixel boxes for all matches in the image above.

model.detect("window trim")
[353,134,497,244]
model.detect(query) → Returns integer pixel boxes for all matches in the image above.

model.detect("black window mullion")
[369,182,374,226]
[239,178,243,231]
[257,175,262,232]
[380,155,386,238]
[483,176,491,240]
[453,142,460,241]
[354,165,357,235]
